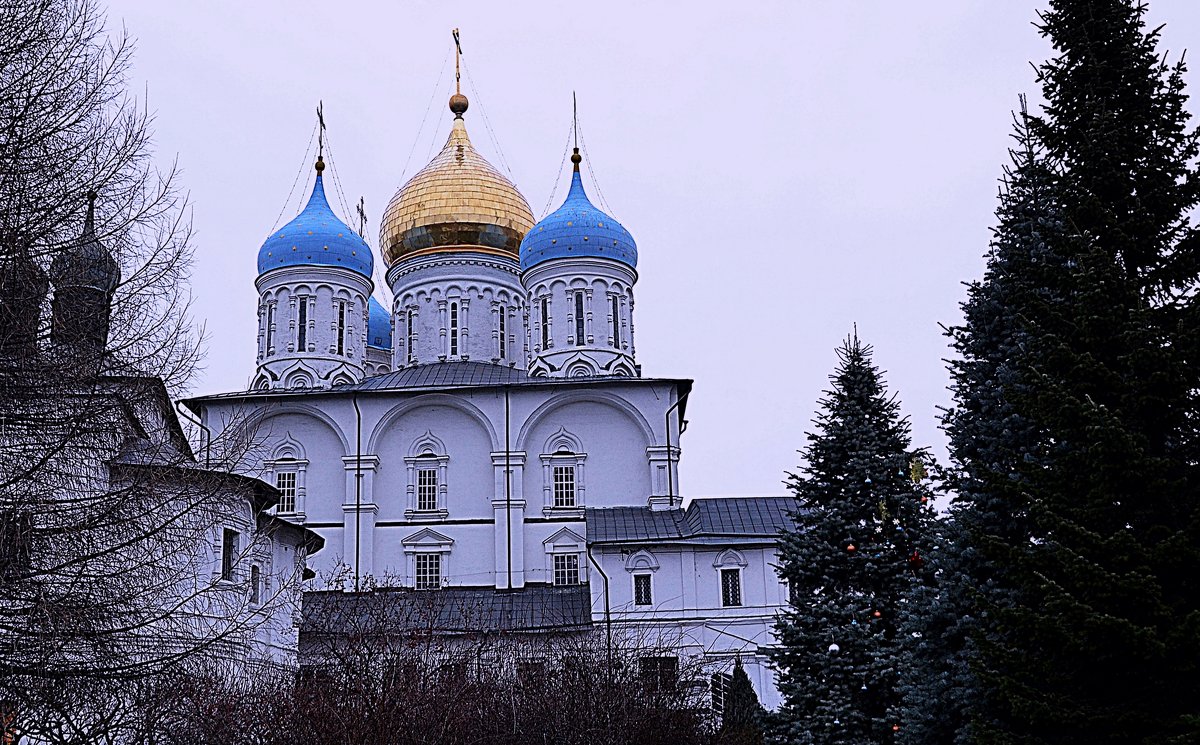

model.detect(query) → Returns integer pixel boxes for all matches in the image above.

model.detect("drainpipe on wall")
[175,400,212,467]
[505,386,512,590]
[585,543,612,669]
[352,393,363,592]
[664,390,690,509]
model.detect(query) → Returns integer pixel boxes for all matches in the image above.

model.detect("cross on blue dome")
[519,152,637,272]
[257,159,374,278]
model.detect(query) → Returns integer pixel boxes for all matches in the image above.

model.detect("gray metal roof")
[301,584,592,635]
[341,361,529,391]
[182,361,691,411]
[586,497,797,544]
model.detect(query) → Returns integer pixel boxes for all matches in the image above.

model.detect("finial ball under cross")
[449,93,469,117]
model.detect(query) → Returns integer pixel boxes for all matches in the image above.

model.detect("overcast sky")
[104,0,1200,499]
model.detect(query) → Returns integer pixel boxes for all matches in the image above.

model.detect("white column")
[491,451,527,589]
[437,299,448,360]
[490,302,501,362]
[460,298,470,360]
[584,288,594,344]
[341,454,380,588]
[646,446,680,510]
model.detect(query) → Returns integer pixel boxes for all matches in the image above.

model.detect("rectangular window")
[634,573,653,606]
[415,553,441,590]
[711,672,733,714]
[274,471,297,513]
[265,303,276,352]
[574,292,585,346]
[639,656,678,692]
[540,297,549,349]
[552,553,580,586]
[221,528,239,581]
[498,304,507,359]
[611,296,621,349]
[250,564,261,604]
[0,510,33,580]
[336,300,346,355]
[406,309,416,363]
[721,568,742,607]
[449,302,459,356]
[552,465,576,508]
[416,468,438,512]
[516,659,546,686]
[296,297,309,351]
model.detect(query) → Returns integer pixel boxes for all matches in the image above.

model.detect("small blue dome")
[257,172,374,278]
[367,296,392,350]
[520,168,637,272]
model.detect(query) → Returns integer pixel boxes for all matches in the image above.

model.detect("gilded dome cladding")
[380,117,534,266]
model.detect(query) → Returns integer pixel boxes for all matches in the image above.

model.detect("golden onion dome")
[380,96,534,266]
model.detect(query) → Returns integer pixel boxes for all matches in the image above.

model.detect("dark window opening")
[721,568,742,607]
[574,292,585,346]
[498,304,507,359]
[634,573,653,606]
[639,656,678,692]
[336,300,346,355]
[296,298,309,351]
[611,296,621,349]
[221,528,239,581]
[540,297,549,349]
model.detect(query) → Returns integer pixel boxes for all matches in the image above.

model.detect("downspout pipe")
[175,400,211,467]
[585,543,613,668]
[505,386,512,590]
[353,393,363,592]
[664,390,690,509]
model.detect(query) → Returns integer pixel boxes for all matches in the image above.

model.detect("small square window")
[720,568,742,607]
[553,465,576,508]
[634,573,653,606]
[553,553,581,586]
[274,471,297,513]
[417,468,438,512]
[415,553,441,590]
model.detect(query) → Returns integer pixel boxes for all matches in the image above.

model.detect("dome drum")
[387,220,524,260]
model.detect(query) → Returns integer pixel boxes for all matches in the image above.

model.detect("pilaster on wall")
[646,445,681,511]
[341,454,380,588]
[491,451,527,589]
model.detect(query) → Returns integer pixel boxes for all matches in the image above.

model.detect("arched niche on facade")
[624,549,660,573]
[367,393,499,454]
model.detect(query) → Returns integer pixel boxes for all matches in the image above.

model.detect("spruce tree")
[718,657,766,745]
[771,334,939,744]
[926,1,1200,741]
[901,115,1080,744]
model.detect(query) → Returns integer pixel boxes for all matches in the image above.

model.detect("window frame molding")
[539,427,586,517]
[714,549,748,608]
[402,527,454,590]
[405,431,450,520]
[542,527,586,586]
[624,549,659,607]
[264,434,308,518]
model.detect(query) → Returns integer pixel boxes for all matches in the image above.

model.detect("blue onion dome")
[520,149,637,272]
[257,156,374,278]
[367,296,392,350]
[50,191,120,292]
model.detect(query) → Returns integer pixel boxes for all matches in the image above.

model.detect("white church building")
[184,90,792,707]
